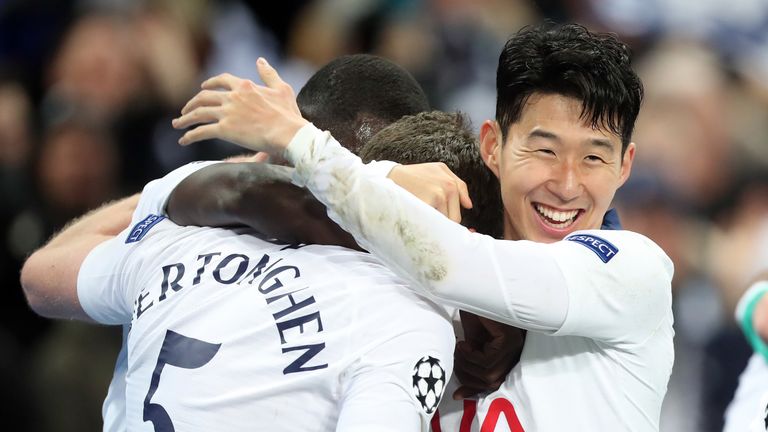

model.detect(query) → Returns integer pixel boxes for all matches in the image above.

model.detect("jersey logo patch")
[126,214,165,244]
[412,356,446,414]
[566,233,618,263]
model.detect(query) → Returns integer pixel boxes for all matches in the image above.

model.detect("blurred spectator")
[0,78,40,430]
[0,0,766,430]
[44,12,145,123]
[0,78,50,348]
[35,119,120,221]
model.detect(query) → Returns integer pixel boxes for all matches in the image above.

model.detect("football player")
[173,23,675,431]
[20,54,458,432]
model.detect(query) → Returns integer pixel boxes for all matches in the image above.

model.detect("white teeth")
[535,204,579,227]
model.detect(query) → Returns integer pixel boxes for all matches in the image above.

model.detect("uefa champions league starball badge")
[412,356,446,414]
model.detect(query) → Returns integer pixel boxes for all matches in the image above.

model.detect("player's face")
[480,93,635,243]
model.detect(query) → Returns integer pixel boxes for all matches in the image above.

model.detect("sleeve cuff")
[736,280,768,362]
[285,122,322,187]
[366,160,399,178]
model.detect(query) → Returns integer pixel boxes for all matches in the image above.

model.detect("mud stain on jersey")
[297,131,449,285]
[393,219,447,282]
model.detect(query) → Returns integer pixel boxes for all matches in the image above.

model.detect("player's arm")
[20,194,139,321]
[288,126,672,339]
[736,273,768,360]
[169,64,564,330]
[173,63,672,339]
[166,162,360,249]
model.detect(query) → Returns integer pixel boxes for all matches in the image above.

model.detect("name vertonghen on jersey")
[132,249,328,375]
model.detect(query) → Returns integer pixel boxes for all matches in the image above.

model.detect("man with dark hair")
[166,54,432,247]
[494,24,642,151]
[297,54,430,154]
[172,22,674,431]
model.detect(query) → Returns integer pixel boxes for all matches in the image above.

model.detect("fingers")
[447,182,462,223]
[440,164,472,211]
[181,90,226,115]
[453,351,505,392]
[252,152,270,163]
[456,339,513,370]
[201,73,243,91]
[178,124,220,146]
[458,178,472,209]
[459,310,485,342]
[172,106,221,130]
[452,315,526,396]
[256,57,287,90]
[434,164,470,222]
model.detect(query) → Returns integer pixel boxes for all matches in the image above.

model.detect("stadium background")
[0,0,766,430]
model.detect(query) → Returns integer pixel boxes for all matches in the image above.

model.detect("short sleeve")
[132,161,223,225]
[77,236,135,324]
[550,230,674,345]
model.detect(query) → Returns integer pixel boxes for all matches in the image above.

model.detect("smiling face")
[480,93,635,243]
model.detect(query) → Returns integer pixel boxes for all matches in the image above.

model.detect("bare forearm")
[21,194,138,321]
[46,194,139,248]
[167,162,360,249]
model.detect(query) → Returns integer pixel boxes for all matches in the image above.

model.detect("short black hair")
[496,23,643,152]
[360,111,503,238]
[297,54,430,155]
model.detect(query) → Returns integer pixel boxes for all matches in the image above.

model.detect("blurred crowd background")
[0,0,766,430]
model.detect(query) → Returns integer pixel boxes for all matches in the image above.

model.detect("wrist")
[275,119,310,156]
[737,280,768,361]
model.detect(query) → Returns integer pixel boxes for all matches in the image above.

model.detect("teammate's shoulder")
[564,229,673,276]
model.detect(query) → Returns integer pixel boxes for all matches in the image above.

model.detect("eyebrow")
[528,129,617,154]
[588,138,616,154]
[528,129,559,142]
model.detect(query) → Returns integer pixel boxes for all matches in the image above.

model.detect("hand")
[388,163,472,223]
[172,58,308,156]
[452,311,526,399]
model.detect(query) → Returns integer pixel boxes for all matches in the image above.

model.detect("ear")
[618,142,636,187]
[480,120,503,178]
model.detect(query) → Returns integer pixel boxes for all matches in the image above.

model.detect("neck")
[502,214,522,241]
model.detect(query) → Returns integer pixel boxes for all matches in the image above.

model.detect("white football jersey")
[78,162,455,432]
[724,353,768,432]
[283,124,676,432]
[432,228,674,431]
[102,326,128,432]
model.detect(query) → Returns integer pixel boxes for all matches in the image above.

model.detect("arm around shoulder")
[167,162,360,249]
[20,194,138,321]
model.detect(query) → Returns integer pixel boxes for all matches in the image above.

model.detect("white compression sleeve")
[286,124,568,332]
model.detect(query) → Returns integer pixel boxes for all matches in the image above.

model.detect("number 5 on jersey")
[143,330,222,432]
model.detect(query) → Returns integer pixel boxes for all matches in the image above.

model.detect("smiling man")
[479,93,632,243]
[173,23,674,431]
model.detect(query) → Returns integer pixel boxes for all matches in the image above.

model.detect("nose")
[547,161,583,202]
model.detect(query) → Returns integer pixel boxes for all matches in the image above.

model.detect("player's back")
[87,220,454,431]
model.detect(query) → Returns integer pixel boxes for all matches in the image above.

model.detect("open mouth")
[533,203,582,230]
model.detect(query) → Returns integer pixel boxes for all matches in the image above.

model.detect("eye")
[585,155,606,163]
[537,149,556,156]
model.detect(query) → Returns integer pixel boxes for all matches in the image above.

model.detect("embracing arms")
[20,194,139,321]
[172,59,674,341]
[167,162,360,249]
